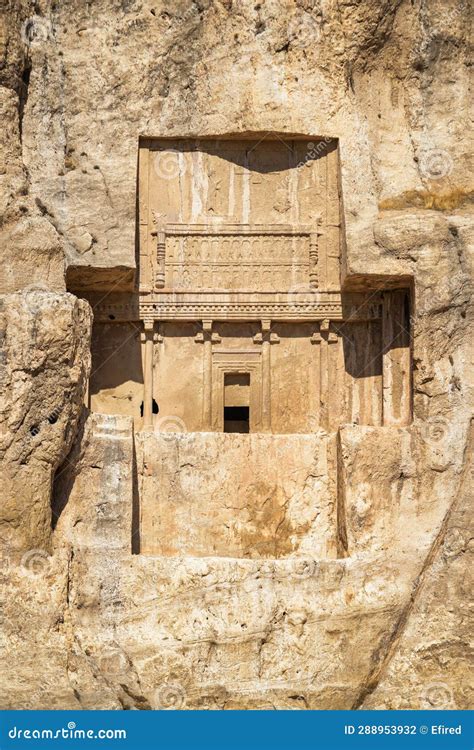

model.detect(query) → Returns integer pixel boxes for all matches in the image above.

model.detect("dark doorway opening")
[224,406,250,433]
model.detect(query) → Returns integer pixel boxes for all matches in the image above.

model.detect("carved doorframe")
[211,351,262,432]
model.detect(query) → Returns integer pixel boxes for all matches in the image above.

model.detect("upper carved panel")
[156,224,316,291]
[139,136,341,316]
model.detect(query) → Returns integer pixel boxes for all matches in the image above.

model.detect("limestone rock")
[0,0,472,713]
[0,291,92,552]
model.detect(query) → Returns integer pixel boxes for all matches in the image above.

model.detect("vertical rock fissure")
[18,60,31,143]
[351,418,473,708]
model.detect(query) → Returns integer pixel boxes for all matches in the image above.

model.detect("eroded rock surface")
[0,0,472,711]
[0,292,91,552]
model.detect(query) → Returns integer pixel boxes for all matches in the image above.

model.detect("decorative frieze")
[151,223,319,293]
[139,292,344,322]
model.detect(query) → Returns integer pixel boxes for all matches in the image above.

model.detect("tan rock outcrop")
[0,292,91,553]
[0,0,472,712]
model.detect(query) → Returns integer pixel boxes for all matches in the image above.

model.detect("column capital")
[320,318,330,332]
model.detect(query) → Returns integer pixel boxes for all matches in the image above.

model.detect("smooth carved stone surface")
[139,138,339,296]
[2,1,470,286]
[137,432,338,558]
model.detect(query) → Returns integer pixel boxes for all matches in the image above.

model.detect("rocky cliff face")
[0,0,472,710]
[0,292,91,551]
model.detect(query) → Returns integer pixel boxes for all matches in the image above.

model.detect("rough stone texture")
[2,0,472,287]
[0,0,472,711]
[362,423,473,710]
[0,292,92,552]
[2,413,470,709]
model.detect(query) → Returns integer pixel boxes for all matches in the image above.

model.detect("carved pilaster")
[382,290,412,426]
[141,320,155,430]
[261,320,272,433]
[312,319,338,430]
[310,326,322,429]
[327,329,339,431]
[197,320,222,431]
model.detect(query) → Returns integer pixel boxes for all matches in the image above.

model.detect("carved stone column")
[261,320,272,432]
[319,319,330,430]
[202,320,213,430]
[142,320,155,430]
[310,325,322,429]
[316,319,338,431]
[327,328,339,431]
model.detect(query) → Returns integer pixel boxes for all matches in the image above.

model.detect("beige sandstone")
[0,0,472,711]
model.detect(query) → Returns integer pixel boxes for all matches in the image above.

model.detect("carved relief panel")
[138,136,341,319]
[81,137,411,438]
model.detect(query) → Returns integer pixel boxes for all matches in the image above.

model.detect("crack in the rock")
[18,60,31,143]
[351,417,473,709]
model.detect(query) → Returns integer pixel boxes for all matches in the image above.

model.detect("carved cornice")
[139,292,343,321]
[152,222,317,236]
[88,292,382,324]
